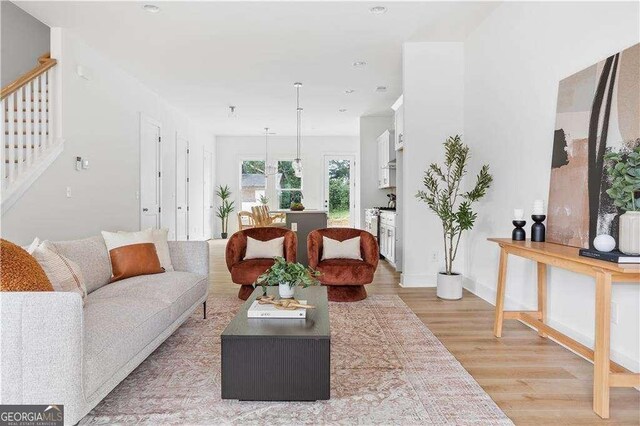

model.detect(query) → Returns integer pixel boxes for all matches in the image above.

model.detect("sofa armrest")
[168,241,209,276]
[0,292,85,423]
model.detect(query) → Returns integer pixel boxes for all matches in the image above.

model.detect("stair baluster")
[24,80,33,169]
[7,92,16,183]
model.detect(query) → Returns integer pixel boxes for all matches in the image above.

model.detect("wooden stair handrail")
[1,53,57,100]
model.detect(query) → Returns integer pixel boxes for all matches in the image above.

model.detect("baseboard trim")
[399,273,436,288]
[466,280,640,372]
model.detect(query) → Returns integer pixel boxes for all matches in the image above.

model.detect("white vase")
[279,283,295,299]
[436,273,463,300]
[619,211,640,255]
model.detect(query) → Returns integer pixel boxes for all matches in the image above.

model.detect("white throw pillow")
[103,229,154,250]
[322,236,362,261]
[244,236,285,260]
[32,240,87,304]
[117,229,173,271]
[150,229,174,271]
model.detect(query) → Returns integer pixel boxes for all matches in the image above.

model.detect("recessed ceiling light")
[369,6,387,15]
[344,89,355,94]
[338,108,348,113]
[143,4,160,13]
[352,61,367,68]
[376,86,387,93]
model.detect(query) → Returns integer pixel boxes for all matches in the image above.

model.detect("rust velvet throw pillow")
[0,238,54,291]
[101,230,164,282]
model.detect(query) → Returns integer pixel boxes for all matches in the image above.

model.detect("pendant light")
[263,127,278,176]
[292,82,303,178]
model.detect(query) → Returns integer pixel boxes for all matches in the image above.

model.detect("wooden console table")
[488,238,640,419]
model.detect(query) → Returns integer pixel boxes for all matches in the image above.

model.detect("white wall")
[0,1,50,86]
[463,1,640,371]
[214,135,359,237]
[359,115,394,226]
[401,42,465,287]
[1,28,214,245]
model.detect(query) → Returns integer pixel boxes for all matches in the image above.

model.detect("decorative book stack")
[579,248,640,264]
[247,300,308,319]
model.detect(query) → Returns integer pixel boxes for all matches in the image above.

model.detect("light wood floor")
[208,240,640,425]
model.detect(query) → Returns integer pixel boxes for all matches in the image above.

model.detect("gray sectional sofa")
[0,236,209,425]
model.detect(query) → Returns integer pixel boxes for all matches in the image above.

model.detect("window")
[276,160,302,209]
[240,160,266,211]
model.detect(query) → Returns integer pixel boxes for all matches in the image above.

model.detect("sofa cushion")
[315,259,375,285]
[231,258,275,285]
[89,271,208,323]
[83,271,207,396]
[83,295,172,396]
[50,236,111,294]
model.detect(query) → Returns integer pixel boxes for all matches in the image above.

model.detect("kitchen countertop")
[272,209,328,214]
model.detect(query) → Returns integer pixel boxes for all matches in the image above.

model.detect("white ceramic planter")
[619,211,640,255]
[279,283,295,299]
[436,273,463,300]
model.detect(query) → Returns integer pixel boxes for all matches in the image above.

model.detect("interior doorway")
[203,150,214,239]
[139,115,162,230]
[176,133,189,240]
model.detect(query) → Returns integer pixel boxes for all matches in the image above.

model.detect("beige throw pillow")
[119,229,173,271]
[321,236,362,261]
[244,236,285,260]
[32,240,87,303]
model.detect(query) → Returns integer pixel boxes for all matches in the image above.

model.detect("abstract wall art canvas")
[547,43,639,248]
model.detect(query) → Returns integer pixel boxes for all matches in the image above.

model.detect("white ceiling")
[16,1,499,136]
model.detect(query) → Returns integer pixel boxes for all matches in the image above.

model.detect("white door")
[203,151,214,239]
[176,134,189,240]
[140,115,162,229]
[323,155,356,227]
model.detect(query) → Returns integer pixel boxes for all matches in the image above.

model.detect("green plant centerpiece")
[215,185,235,239]
[416,134,493,300]
[290,192,305,211]
[604,144,640,255]
[255,257,320,299]
[259,194,269,206]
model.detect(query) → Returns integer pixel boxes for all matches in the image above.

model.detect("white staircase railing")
[1,53,63,214]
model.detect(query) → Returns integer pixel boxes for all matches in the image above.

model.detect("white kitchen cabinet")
[379,211,396,266]
[377,130,396,189]
[391,95,404,151]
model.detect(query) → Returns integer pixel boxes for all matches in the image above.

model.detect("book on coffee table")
[247,300,307,319]
[579,248,640,264]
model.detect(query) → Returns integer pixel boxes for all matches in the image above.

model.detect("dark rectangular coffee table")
[221,286,330,401]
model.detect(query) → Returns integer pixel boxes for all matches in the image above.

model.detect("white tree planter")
[437,273,463,300]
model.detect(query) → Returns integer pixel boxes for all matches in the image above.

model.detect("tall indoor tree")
[416,135,493,282]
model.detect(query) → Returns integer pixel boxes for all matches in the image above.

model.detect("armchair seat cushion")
[315,259,374,285]
[230,258,275,285]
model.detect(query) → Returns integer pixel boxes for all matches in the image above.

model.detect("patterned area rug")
[81,295,512,425]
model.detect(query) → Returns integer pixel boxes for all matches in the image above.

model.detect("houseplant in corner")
[605,144,640,255]
[215,185,235,239]
[416,135,493,300]
[255,257,320,298]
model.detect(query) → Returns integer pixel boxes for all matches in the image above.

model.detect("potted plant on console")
[256,257,320,299]
[605,145,640,255]
[416,135,493,300]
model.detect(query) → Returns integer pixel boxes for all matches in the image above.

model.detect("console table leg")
[493,248,508,338]
[537,262,547,338]
[593,270,612,419]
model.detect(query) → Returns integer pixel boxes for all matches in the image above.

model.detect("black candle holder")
[531,215,546,242]
[512,220,526,241]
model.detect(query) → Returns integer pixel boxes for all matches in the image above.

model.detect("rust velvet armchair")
[225,227,297,299]
[307,228,379,302]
